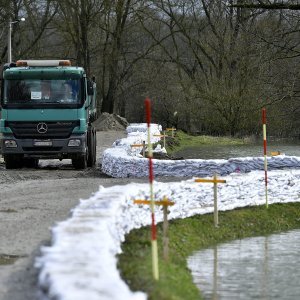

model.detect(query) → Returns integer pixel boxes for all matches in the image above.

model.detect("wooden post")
[134,197,174,263]
[171,127,174,138]
[166,128,176,138]
[194,176,226,227]
[153,132,167,149]
[163,204,169,261]
[213,173,218,227]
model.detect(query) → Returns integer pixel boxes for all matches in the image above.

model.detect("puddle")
[0,254,21,265]
[22,206,38,211]
[188,229,300,299]
[0,209,17,213]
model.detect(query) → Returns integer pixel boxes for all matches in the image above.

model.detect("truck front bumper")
[1,134,87,159]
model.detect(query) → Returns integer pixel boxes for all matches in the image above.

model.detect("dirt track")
[0,131,150,300]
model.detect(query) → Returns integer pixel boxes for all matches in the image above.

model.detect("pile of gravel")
[93,113,129,131]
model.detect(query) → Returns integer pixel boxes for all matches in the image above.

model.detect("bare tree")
[0,0,299,135]
[0,0,59,64]
[98,0,133,113]
[230,1,300,10]
[55,0,103,75]
[136,0,300,135]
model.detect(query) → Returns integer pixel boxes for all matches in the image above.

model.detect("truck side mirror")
[87,80,94,96]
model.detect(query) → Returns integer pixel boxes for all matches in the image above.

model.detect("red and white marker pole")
[145,97,159,280]
[262,108,268,208]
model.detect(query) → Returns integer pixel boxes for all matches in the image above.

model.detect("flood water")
[173,140,300,160]
[187,229,300,299]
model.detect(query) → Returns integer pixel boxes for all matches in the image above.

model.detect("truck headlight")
[68,139,81,147]
[4,140,17,148]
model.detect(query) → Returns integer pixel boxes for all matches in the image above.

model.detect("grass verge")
[118,202,300,299]
[166,131,247,154]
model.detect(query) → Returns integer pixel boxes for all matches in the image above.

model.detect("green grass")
[166,131,247,154]
[118,203,300,299]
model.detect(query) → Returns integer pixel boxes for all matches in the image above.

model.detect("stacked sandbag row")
[228,156,300,173]
[126,123,162,134]
[102,124,300,178]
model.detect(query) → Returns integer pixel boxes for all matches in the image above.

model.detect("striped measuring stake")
[134,197,174,261]
[145,97,159,280]
[262,108,268,208]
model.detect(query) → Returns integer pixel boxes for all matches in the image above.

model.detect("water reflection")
[174,141,300,160]
[187,230,300,299]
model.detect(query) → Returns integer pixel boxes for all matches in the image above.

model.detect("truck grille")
[22,147,62,152]
[5,120,80,139]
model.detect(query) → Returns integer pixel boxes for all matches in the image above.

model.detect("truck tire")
[5,154,23,169]
[93,129,97,165]
[23,158,39,168]
[72,154,87,169]
[87,127,96,167]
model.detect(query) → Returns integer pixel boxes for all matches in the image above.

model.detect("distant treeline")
[0,1,299,136]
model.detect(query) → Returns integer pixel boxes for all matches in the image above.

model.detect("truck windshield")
[3,79,82,107]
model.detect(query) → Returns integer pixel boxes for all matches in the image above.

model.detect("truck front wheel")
[23,158,39,168]
[72,154,87,169]
[5,154,23,169]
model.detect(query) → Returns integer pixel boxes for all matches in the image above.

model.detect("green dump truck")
[0,60,97,169]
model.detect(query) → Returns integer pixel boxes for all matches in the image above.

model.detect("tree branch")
[230,3,300,10]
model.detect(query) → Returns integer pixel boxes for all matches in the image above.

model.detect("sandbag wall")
[101,124,300,178]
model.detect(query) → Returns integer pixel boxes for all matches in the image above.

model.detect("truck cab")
[0,60,97,169]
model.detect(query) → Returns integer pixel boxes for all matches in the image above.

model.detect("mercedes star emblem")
[37,122,48,134]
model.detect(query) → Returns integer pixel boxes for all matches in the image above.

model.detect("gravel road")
[0,131,149,300]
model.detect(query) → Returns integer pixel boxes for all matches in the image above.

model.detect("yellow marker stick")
[195,178,226,184]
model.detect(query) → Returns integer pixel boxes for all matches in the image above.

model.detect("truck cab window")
[3,79,81,107]
[4,80,31,102]
[59,80,79,102]
[41,81,51,100]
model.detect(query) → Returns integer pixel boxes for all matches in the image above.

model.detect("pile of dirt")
[93,113,129,131]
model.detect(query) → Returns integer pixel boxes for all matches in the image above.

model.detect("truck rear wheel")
[5,154,23,169]
[87,128,96,167]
